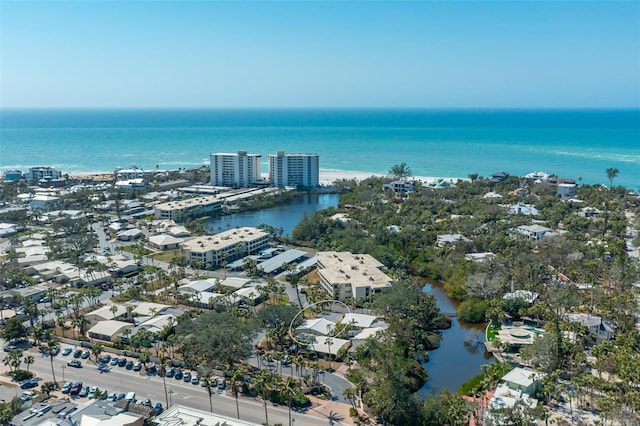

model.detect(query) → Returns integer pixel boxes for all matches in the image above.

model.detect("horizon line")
[2,106,639,111]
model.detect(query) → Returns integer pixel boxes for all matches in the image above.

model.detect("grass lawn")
[486,322,497,341]
[150,250,179,263]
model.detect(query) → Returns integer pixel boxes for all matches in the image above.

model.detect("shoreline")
[66,168,469,186]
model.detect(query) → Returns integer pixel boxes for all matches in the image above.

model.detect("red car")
[69,382,83,395]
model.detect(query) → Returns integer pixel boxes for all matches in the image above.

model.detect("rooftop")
[181,227,268,252]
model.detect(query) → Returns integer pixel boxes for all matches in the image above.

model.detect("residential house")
[87,320,133,342]
[148,234,183,251]
[516,224,553,240]
[566,313,616,341]
[506,202,539,216]
[491,171,510,183]
[383,180,415,194]
[557,183,577,200]
[437,233,471,247]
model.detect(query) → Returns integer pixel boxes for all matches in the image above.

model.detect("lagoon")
[203,192,340,237]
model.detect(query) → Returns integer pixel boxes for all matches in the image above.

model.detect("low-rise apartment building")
[181,226,269,267]
[317,251,393,302]
[154,196,222,222]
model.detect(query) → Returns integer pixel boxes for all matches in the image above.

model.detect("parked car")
[217,379,226,390]
[125,360,134,370]
[62,347,72,356]
[21,390,37,401]
[154,402,163,415]
[100,354,111,364]
[20,379,38,389]
[67,360,82,368]
[70,382,82,395]
[73,349,82,358]
[174,369,183,380]
[88,386,98,399]
[191,373,199,385]
[61,382,72,394]
[164,367,175,378]
[3,344,18,352]
[106,392,117,401]
[110,357,119,366]
[79,386,89,397]
[81,350,90,359]
[132,362,141,371]
[183,372,191,382]
[142,399,152,407]
[118,358,127,367]
[116,392,125,401]
[200,378,208,387]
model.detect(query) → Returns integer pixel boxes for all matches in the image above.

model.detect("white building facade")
[27,167,61,182]
[210,151,261,188]
[268,151,319,188]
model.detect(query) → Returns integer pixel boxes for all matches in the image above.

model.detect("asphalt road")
[22,348,348,426]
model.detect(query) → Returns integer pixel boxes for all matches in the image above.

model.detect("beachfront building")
[210,150,261,188]
[26,166,62,182]
[383,180,415,194]
[181,226,269,267]
[3,170,23,181]
[154,195,222,222]
[268,151,319,188]
[114,167,145,181]
[316,251,393,302]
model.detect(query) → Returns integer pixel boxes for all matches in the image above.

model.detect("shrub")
[457,299,488,323]
[12,370,34,382]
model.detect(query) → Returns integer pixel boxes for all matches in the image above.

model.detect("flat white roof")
[502,367,543,388]
[309,336,349,355]
[179,279,219,293]
[341,313,378,328]
[317,251,392,290]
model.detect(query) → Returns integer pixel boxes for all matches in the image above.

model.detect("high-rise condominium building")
[210,151,261,188]
[268,151,319,188]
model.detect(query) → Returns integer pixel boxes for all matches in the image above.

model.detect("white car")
[106,392,117,401]
[88,386,98,399]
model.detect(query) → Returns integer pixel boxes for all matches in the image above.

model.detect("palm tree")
[280,376,299,426]
[159,356,170,408]
[231,368,246,419]
[91,343,103,364]
[254,369,273,426]
[24,355,35,372]
[605,167,619,189]
[41,381,58,397]
[201,371,214,412]
[46,340,60,384]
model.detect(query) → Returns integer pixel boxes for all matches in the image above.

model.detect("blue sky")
[1,1,639,108]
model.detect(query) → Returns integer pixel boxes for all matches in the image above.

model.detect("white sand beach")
[319,169,469,186]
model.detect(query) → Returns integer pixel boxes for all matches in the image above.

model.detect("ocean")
[1,108,638,189]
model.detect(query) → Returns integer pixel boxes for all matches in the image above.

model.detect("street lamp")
[61,365,66,382]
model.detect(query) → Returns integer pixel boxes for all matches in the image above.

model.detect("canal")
[420,282,495,396]
[207,192,494,393]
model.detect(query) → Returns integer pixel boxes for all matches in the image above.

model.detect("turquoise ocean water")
[1,109,638,189]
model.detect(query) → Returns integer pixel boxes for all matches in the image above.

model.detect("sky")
[1,0,639,109]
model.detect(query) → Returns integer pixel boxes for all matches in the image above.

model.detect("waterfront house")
[491,171,510,183]
[383,179,415,194]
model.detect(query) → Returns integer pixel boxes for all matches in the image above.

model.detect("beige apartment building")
[154,196,222,222]
[181,226,269,267]
[317,251,393,302]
